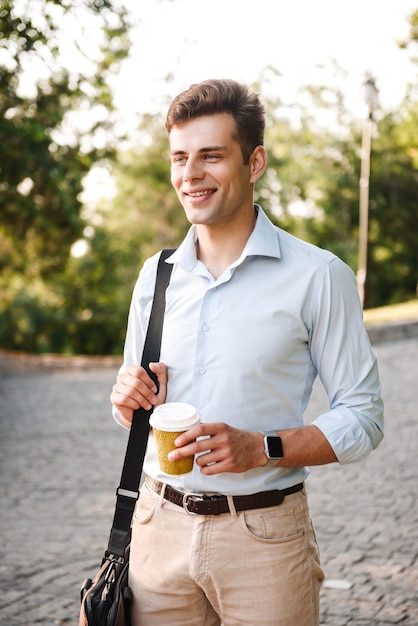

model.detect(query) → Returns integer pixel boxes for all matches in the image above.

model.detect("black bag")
[79,250,174,626]
[79,544,131,626]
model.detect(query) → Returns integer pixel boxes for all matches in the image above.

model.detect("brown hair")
[165,79,265,164]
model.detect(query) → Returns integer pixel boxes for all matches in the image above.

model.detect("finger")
[167,440,198,462]
[149,361,168,385]
[199,460,229,475]
[125,365,158,394]
[174,422,222,447]
[149,362,168,406]
[168,433,215,463]
[195,449,220,468]
[149,362,167,395]
[111,377,156,411]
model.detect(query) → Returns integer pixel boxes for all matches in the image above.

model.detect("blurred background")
[1,0,417,356]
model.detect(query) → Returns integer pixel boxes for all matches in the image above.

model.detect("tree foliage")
[0,0,131,351]
[0,0,131,276]
[255,59,418,309]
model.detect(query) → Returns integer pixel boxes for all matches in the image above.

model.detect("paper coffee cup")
[150,402,200,475]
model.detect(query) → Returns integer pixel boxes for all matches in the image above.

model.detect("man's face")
[169,112,258,228]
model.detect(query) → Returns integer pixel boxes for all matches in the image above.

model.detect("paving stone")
[0,336,417,624]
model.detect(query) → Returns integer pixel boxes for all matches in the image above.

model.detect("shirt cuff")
[312,410,374,464]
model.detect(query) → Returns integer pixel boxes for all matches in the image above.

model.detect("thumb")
[149,362,168,401]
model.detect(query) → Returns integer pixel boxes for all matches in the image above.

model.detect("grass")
[363,299,418,326]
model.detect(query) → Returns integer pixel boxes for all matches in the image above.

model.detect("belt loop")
[158,482,166,508]
[227,495,238,518]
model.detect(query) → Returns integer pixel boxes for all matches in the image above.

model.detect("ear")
[249,146,267,183]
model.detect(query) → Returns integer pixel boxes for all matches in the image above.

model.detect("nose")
[183,156,204,182]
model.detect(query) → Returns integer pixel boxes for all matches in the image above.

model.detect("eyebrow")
[170,145,228,156]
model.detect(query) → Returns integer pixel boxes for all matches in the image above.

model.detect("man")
[111,79,384,626]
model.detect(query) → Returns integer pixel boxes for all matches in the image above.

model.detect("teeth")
[188,190,212,197]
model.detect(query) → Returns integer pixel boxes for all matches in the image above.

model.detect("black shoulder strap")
[107,249,175,558]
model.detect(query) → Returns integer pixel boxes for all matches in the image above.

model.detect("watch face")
[267,436,283,458]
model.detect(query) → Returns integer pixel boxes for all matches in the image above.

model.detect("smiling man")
[111,79,384,626]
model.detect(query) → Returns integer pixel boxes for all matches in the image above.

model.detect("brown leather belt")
[145,476,304,516]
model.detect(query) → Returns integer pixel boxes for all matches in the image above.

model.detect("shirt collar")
[168,205,281,272]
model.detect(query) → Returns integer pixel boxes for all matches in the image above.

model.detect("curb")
[0,350,122,372]
[365,319,418,344]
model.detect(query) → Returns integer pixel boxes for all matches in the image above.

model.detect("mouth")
[184,189,215,198]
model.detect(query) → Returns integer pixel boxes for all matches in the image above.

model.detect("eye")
[172,155,187,164]
[203,153,220,161]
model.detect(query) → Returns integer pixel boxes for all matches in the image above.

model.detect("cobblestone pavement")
[0,336,417,625]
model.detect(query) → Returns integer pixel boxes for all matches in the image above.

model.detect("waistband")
[145,475,304,516]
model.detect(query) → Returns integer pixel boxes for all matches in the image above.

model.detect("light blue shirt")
[114,206,383,495]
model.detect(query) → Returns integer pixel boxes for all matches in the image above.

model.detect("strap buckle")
[116,487,139,500]
[182,492,205,515]
[182,492,224,515]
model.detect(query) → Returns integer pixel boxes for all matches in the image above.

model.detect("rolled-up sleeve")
[309,257,384,464]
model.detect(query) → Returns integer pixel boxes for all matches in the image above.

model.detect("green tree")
[259,65,418,309]
[0,0,130,275]
[105,113,188,268]
[362,8,418,306]
[4,112,187,355]
[259,76,362,266]
[0,0,131,351]
[367,107,418,306]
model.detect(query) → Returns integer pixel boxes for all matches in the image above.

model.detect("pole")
[356,113,372,308]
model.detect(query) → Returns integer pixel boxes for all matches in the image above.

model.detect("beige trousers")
[129,482,324,626]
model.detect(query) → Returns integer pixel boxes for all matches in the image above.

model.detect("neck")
[196,207,257,279]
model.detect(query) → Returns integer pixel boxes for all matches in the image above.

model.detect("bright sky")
[114,0,417,123]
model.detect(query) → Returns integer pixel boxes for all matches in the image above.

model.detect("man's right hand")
[110,362,168,428]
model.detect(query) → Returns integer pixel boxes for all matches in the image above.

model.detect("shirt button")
[202,325,209,332]
[199,368,206,375]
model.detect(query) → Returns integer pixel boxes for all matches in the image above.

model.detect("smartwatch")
[263,433,284,461]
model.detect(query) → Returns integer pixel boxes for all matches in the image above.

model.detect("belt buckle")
[182,492,204,515]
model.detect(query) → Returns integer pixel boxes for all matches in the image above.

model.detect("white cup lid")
[150,402,200,431]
